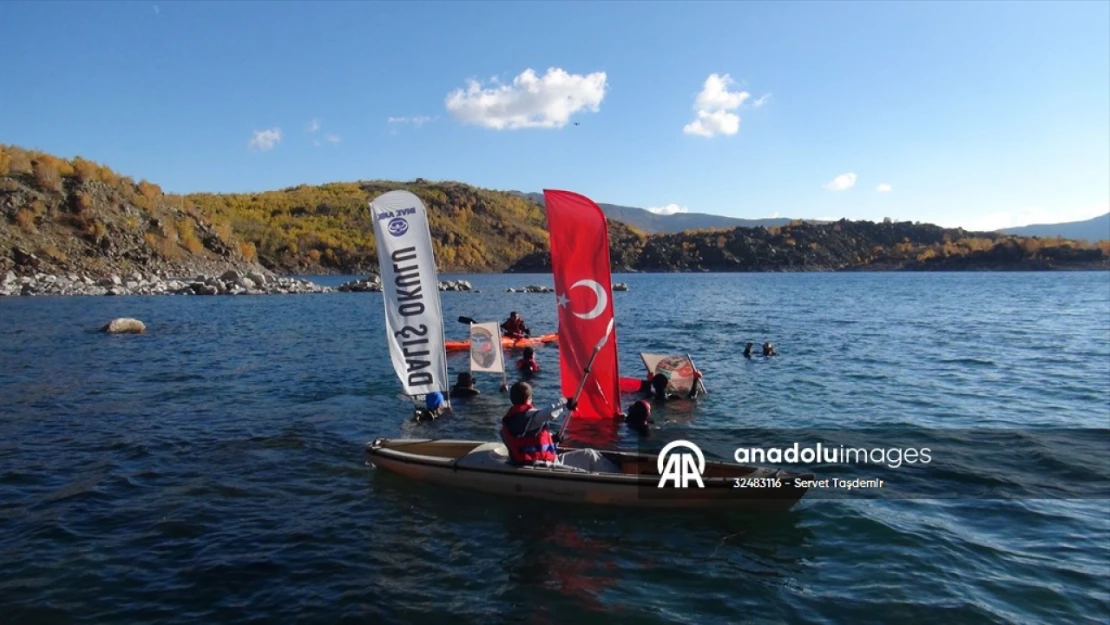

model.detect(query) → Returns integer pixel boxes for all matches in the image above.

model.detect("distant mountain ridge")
[511,191,795,233]
[999,213,1110,242]
[517,192,1110,242]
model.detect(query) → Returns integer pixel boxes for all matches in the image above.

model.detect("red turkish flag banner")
[543,189,622,419]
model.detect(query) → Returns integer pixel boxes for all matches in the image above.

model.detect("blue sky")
[1,1,1107,231]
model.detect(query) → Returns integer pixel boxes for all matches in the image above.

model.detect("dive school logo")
[655,355,696,392]
[388,216,409,237]
[657,440,706,488]
[470,327,497,369]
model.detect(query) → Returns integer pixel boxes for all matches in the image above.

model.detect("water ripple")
[0,272,1108,623]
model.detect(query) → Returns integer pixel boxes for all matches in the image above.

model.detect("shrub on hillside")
[72,157,100,183]
[32,159,62,193]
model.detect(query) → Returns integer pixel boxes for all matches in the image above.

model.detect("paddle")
[558,318,616,441]
[458,316,508,391]
[687,352,708,396]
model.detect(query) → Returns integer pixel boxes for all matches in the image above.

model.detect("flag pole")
[496,323,508,392]
[558,318,616,441]
[686,352,707,395]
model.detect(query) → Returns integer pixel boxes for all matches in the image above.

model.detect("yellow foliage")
[0,150,10,177]
[15,208,36,232]
[238,241,257,262]
[5,146,33,174]
[32,159,62,192]
[138,180,162,200]
[177,219,204,254]
[145,232,180,258]
[83,219,108,240]
[72,157,100,183]
[39,245,67,262]
[97,166,119,187]
[74,192,94,214]
[211,217,233,242]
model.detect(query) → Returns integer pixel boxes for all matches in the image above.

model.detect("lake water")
[1,272,1108,624]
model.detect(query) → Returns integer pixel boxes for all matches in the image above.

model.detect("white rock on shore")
[0,270,332,297]
[101,318,146,334]
[336,275,474,293]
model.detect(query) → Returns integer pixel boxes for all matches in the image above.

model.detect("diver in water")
[762,342,777,357]
[648,372,701,403]
[624,399,653,436]
[413,391,452,422]
[450,372,480,398]
[516,346,540,377]
[743,342,754,359]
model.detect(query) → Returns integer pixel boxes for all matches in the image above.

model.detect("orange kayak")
[445,333,559,352]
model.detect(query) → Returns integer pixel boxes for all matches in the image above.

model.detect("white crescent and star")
[556,279,608,320]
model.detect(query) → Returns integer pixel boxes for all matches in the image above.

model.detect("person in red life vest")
[500,381,621,472]
[516,346,540,376]
[501,311,531,339]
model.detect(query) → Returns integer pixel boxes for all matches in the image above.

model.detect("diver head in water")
[763,342,776,357]
[744,342,754,359]
[625,399,652,435]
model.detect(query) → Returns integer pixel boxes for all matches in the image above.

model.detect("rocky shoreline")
[0,271,480,297]
[505,282,629,293]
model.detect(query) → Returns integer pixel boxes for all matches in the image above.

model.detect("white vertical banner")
[469,321,505,373]
[370,190,447,397]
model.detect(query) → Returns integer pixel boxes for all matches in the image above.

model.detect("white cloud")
[822,172,857,191]
[683,110,740,138]
[307,118,320,133]
[765,211,781,218]
[647,204,689,215]
[684,73,750,138]
[876,183,892,193]
[445,67,608,130]
[324,133,341,144]
[937,203,1110,232]
[388,115,435,128]
[695,74,750,110]
[753,93,772,108]
[152,5,159,14]
[248,128,282,151]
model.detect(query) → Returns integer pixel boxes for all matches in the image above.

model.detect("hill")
[510,191,794,233]
[1000,213,1110,242]
[2,144,1107,277]
[0,144,266,277]
[186,180,564,274]
[506,219,1110,273]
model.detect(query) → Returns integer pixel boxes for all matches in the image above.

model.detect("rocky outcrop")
[337,275,473,292]
[101,318,146,334]
[0,269,329,296]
